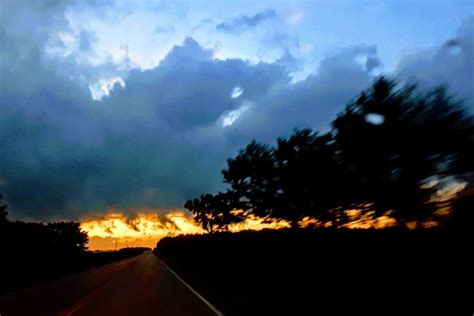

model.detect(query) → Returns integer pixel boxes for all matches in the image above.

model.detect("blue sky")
[58,1,473,73]
[36,0,473,90]
[0,0,473,220]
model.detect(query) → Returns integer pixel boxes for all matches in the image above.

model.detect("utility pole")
[115,239,118,252]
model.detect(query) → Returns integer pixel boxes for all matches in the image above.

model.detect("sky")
[0,0,473,224]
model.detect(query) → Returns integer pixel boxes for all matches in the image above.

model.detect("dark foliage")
[273,130,353,226]
[0,199,148,294]
[0,194,8,225]
[184,191,245,233]
[222,141,278,219]
[333,78,473,222]
[448,184,474,235]
[186,77,473,229]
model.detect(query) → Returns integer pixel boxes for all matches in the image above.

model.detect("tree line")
[185,77,473,231]
[0,195,148,294]
[0,194,88,254]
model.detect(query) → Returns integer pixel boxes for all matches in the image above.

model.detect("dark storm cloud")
[0,32,289,219]
[216,9,276,33]
[1,1,472,220]
[2,34,369,220]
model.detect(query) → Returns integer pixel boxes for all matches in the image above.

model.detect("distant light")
[230,86,244,99]
[365,113,385,125]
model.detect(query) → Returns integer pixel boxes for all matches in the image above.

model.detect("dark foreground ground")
[0,251,217,316]
[155,227,473,315]
[0,247,149,294]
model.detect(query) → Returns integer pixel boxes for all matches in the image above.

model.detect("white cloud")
[222,102,251,126]
[230,86,244,99]
[89,77,125,101]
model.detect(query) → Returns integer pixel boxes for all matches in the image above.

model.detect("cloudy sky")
[1,0,473,221]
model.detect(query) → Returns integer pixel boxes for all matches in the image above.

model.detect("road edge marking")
[158,259,224,316]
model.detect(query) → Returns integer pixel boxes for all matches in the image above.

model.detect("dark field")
[155,228,471,315]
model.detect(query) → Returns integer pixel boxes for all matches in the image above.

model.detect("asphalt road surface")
[0,251,220,316]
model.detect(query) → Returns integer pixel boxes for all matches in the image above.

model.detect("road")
[0,251,220,316]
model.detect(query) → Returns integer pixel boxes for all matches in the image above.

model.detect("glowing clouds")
[81,210,290,250]
[80,211,204,251]
[228,214,291,232]
[342,209,397,230]
[81,208,402,251]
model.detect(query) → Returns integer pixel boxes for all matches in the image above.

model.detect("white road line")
[158,259,224,316]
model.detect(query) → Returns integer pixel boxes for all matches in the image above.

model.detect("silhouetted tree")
[188,77,472,230]
[273,129,353,227]
[220,130,354,227]
[222,141,278,218]
[184,192,244,233]
[46,222,89,253]
[333,77,473,224]
[0,194,8,225]
[448,179,474,234]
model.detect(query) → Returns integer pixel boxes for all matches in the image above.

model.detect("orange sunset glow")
[80,211,203,251]
[80,210,297,250]
[80,209,402,251]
